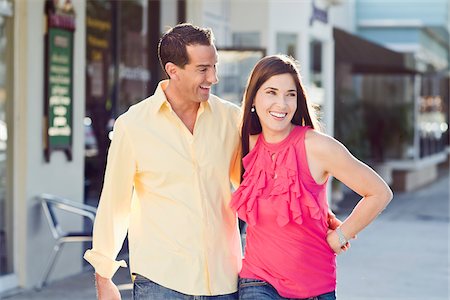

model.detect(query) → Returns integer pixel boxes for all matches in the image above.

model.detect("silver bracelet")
[336,227,348,247]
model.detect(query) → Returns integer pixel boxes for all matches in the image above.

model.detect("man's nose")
[208,68,219,84]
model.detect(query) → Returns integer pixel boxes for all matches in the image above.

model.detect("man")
[84,23,242,300]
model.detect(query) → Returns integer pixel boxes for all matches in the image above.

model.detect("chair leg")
[37,242,64,289]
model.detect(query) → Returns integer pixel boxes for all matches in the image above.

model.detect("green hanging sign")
[44,0,76,161]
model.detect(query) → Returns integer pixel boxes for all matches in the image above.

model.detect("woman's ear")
[165,62,178,80]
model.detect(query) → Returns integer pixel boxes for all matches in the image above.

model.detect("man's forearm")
[95,273,121,300]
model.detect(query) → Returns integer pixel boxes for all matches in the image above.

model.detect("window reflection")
[85,0,157,208]
[419,95,448,157]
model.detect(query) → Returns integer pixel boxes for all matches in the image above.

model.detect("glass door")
[85,0,159,208]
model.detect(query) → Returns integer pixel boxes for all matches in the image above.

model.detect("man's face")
[176,44,219,103]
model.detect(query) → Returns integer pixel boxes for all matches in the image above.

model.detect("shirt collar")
[150,80,213,115]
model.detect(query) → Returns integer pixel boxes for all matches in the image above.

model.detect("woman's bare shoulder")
[304,129,345,157]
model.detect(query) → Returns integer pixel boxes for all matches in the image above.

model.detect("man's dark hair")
[158,23,215,76]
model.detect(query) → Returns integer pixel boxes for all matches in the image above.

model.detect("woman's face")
[253,73,297,142]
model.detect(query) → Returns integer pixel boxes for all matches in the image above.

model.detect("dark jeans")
[238,278,336,300]
[133,274,238,300]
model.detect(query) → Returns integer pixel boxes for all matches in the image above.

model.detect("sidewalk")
[3,169,449,300]
[335,168,449,300]
[2,261,133,300]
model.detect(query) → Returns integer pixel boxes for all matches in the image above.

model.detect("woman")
[230,55,393,300]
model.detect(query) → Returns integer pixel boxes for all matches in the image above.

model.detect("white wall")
[160,0,178,33]
[203,0,232,47]
[230,0,269,47]
[14,0,86,288]
[186,0,232,47]
[267,0,307,56]
[330,0,356,32]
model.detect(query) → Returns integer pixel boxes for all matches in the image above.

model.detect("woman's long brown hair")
[240,54,319,179]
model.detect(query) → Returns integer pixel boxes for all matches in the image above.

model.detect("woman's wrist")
[335,227,348,247]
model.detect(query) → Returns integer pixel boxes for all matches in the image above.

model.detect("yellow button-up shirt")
[84,81,242,295]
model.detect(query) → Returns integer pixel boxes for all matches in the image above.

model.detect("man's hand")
[95,273,121,300]
[327,210,342,230]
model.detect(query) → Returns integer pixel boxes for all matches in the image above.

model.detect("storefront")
[0,0,86,293]
[333,27,418,163]
[333,26,449,191]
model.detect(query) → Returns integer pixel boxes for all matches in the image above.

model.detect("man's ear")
[165,62,178,80]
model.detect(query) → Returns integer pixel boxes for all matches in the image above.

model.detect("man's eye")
[199,68,207,72]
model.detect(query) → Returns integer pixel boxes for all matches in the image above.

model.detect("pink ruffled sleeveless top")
[231,126,336,298]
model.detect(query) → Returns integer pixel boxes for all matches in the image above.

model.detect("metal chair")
[37,193,97,289]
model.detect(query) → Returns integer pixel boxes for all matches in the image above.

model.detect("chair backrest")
[37,193,97,239]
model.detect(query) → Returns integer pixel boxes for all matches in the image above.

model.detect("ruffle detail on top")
[230,146,266,226]
[230,138,324,227]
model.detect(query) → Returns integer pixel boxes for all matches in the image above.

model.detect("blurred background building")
[334,0,449,192]
[0,0,448,294]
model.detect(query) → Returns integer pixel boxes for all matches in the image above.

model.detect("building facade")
[354,0,449,189]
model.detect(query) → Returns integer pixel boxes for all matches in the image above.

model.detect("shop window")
[232,32,260,48]
[418,75,449,157]
[309,39,325,107]
[335,74,416,162]
[85,0,160,206]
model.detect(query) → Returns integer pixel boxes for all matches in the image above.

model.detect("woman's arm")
[305,130,393,254]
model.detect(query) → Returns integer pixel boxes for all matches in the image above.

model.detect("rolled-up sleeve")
[84,116,136,279]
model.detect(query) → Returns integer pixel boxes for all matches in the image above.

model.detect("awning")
[334,27,417,74]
